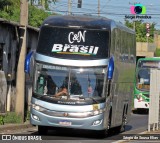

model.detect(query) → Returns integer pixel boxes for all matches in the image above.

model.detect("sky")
[49,0,160,29]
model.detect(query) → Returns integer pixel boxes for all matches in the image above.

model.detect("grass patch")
[0,115,4,125]
[3,112,22,124]
[154,48,160,57]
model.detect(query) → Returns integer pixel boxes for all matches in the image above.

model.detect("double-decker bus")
[134,57,160,111]
[25,15,136,137]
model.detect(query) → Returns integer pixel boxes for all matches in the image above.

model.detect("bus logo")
[63,112,68,117]
[52,44,99,56]
[68,31,86,44]
[52,30,99,56]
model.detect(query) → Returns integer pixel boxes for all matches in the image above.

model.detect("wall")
[0,71,7,113]
[0,18,39,112]
[154,33,160,49]
[136,42,156,57]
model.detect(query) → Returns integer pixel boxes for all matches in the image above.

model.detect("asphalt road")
[2,112,148,142]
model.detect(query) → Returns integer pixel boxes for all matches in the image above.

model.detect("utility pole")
[98,0,100,16]
[68,0,71,15]
[15,0,28,122]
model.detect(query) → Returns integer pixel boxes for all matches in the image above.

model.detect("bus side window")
[37,75,46,94]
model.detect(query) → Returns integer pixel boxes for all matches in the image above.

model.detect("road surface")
[0,113,148,142]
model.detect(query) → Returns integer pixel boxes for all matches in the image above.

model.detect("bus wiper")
[79,96,85,100]
[89,97,99,104]
[79,96,98,103]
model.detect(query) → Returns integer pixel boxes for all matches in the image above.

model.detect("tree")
[28,5,50,27]
[125,20,156,42]
[0,0,55,27]
[29,0,58,10]
[0,0,20,22]
[0,0,13,10]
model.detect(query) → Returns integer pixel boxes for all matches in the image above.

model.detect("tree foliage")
[0,0,56,27]
[0,0,13,9]
[125,20,156,43]
[29,5,50,27]
[0,0,20,22]
[29,0,58,10]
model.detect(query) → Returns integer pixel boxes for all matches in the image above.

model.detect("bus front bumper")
[30,108,106,130]
[134,99,149,109]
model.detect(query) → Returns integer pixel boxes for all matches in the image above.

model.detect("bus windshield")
[34,63,107,99]
[136,60,160,91]
[136,68,150,91]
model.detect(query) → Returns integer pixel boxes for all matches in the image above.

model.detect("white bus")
[25,15,136,137]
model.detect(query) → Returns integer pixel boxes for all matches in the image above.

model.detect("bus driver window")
[37,75,46,94]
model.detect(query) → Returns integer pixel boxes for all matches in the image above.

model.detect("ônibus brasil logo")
[51,30,99,56]
[125,3,151,20]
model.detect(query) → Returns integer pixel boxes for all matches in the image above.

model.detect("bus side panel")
[110,27,136,128]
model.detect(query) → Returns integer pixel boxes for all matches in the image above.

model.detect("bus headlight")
[32,104,46,112]
[91,108,105,116]
[32,114,40,121]
[92,119,103,126]
[69,108,105,117]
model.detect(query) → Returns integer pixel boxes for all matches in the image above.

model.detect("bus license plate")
[59,120,72,126]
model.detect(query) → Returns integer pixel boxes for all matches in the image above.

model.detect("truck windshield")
[34,63,107,99]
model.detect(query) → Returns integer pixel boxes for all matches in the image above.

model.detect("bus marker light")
[107,57,114,80]
[25,51,33,74]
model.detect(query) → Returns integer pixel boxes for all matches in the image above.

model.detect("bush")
[154,48,160,57]
[0,115,4,125]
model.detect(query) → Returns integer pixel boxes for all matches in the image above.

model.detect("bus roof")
[138,57,160,62]
[41,15,134,33]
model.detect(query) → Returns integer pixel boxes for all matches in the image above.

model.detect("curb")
[0,123,33,133]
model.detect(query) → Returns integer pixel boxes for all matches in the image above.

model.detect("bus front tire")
[38,125,48,135]
[96,117,111,138]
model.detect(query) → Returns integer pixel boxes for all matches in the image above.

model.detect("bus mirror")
[107,57,114,80]
[25,51,33,75]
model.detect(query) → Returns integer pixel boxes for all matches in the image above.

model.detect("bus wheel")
[97,116,111,138]
[38,125,48,135]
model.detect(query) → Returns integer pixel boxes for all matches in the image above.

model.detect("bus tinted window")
[34,63,106,99]
[136,60,160,91]
[36,26,109,60]
[138,61,160,68]
[136,68,150,90]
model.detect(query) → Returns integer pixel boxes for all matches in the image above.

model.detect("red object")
[88,86,92,93]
